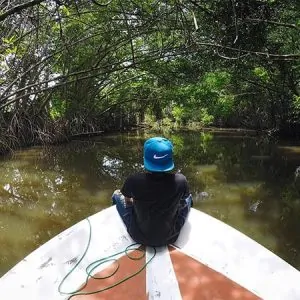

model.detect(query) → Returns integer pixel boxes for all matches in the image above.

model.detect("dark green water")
[1,131,300,276]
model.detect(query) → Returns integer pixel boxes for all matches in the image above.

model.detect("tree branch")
[245,18,299,30]
[192,42,300,60]
[91,0,112,7]
[0,48,189,110]
[0,0,45,22]
[188,0,214,16]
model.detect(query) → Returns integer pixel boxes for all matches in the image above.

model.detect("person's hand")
[125,197,133,205]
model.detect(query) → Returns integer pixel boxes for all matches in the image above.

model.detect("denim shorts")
[112,190,133,229]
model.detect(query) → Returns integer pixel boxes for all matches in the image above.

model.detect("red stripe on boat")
[169,246,261,300]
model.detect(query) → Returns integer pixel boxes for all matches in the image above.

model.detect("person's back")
[112,136,192,246]
[121,171,190,246]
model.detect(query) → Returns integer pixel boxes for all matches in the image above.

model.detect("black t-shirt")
[121,172,190,246]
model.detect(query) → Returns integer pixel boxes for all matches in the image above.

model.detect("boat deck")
[1,207,300,299]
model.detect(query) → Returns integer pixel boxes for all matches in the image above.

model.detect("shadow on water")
[1,131,300,275]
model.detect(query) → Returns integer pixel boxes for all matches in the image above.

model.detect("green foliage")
[172,106,185,125]
[253,67,270,83]
[198,132,214,154]
[1,0,300,153]
[203,72,231,90]
[2,35,17,45]
[50,98,66,120]
[216,95,235,117]
[199,108,214,125]
[170,134,184,156]
[293,95,300,111]
[1,35,17,56]
[154,70,233,127]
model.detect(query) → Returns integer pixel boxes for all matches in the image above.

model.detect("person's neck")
[146,171,169,176]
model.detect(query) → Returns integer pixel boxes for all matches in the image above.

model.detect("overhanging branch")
[0,0,45,22]
[0,48,189,110]
[192,42,300,60]
[245,18,299,30]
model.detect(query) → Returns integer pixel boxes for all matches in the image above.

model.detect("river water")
[1,131,300,276]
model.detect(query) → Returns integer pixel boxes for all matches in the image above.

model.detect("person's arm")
[121,175,134,206]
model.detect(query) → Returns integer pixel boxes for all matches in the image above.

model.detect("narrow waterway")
[1,131,300,276]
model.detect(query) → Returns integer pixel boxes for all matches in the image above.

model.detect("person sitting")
[112,136,192,247]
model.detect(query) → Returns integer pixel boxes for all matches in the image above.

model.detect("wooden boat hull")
[1,207,300,299]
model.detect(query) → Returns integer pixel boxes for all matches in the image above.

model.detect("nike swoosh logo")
[153,154,168,159]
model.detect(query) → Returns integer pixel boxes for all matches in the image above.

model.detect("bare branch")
[231,0,238,44]
[91,0,112,7]
[245,18,299,30]
[192,42,300,60]
[216,48,250,60]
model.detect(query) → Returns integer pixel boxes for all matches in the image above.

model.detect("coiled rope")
[58,218,156,299]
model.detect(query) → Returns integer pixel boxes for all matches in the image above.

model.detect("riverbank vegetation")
[0,0,299,153]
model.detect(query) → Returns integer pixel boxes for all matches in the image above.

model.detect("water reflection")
[1,132,300,276]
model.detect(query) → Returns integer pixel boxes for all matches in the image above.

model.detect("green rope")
[58,218,156,299]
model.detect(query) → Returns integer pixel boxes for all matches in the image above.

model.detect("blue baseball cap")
[143,137,174,172]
